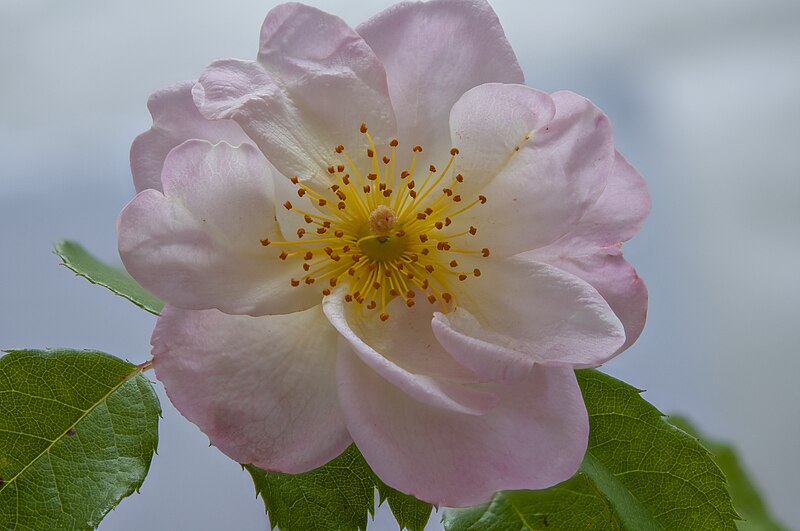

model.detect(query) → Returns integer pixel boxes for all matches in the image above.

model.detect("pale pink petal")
[153,304,350,473]
[525,153,651,354]
[537,253,647,359]
[450,86,614,256]
[546,152,651,247]
[432,257,625,382]
[118,140,319,315]
[322,289,498,415]
[193,3,396,186]
[130,81,253,192]
[357,0,523,157]
[337,349,588,507]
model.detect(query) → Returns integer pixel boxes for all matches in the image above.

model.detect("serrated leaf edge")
[0,350,149,497]
[54,240,163,316]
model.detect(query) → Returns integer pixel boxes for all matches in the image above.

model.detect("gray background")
[1,0,798,528]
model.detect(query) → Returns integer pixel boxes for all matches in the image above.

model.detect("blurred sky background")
[1,0,799,529]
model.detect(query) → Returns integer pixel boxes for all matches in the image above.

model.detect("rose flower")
[118,0,650,507]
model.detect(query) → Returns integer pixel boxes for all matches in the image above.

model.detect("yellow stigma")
[368,205,397,235]
[261,122,490,321]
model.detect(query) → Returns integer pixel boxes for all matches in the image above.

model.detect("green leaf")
[0,349,161,530]
[668,416,787,531]
[377,482,434,531]
[443,369,739,531]
[55,240,164,315]
[246,445,432,531]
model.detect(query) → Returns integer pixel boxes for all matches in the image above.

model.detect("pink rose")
[119,0,650,507]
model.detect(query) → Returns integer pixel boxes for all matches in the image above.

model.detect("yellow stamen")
[262,123,490,320]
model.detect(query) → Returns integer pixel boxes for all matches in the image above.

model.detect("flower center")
[260,123,490,321]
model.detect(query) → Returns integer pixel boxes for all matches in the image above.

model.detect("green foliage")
[669,416,786,531]
[55,240,164,315]
[246,445,432,531]
[442,370,739,531]
[0,349,160,531]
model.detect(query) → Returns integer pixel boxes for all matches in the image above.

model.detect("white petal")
[153,304,350,472]
[118,140,319,315]
[526,152,651,354]
[323,288,498,415]
[450,86,614,255]
[194,4,397,187]
[131,80,253,192]
[432,257,625,382]
[337,350,588,507]
[358,0,523,156]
